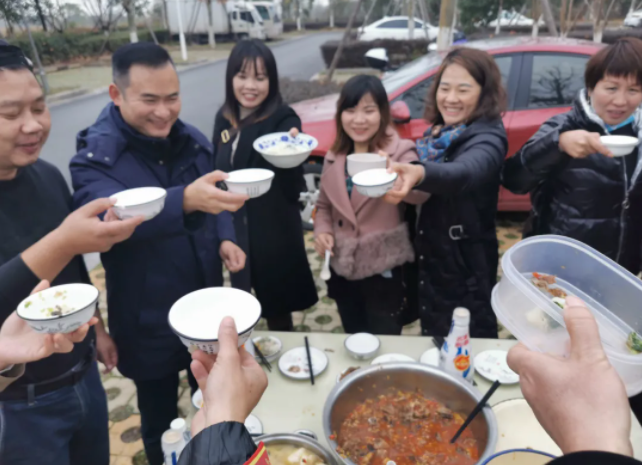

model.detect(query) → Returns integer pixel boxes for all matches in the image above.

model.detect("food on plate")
[627,332,642,355]
[531,272,567,299]
[254,337,281,357]
[526,272,569,331]
[266,444,326,465]
[336,389,479,465]
[25,289,76,318]
[288,365,302,373]
[339,367,360,381]
[263,142,303,156]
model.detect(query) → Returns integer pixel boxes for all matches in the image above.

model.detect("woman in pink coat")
[314,75,428,335]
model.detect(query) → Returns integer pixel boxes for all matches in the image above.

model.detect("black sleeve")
[178,422,257,465]
[415,131,507,195]
[0,256,40,321]
[550,451,641,465]
[501,112,573,194]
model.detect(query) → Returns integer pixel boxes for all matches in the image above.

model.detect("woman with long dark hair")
[314,75,428,335]
[212,40,317,331]
[386,48,508,338]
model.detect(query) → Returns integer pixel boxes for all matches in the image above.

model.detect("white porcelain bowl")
[352,168,397,198]
[344,333,380,360]
[601,135,639,157]
[346,153,387,177]
[168,287,262,354]
[224,169,274,198]
[17,283,99,334]
[111,187,167,220]
[253,132,318,169]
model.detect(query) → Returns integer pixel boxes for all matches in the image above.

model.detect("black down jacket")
[415,118,508,338]
[502,92,642,274]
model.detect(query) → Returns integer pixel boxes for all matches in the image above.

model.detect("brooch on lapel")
[221,129,230,143]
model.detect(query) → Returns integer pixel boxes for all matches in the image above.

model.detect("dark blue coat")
[70,103,235,380]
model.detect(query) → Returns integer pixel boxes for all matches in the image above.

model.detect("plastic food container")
[492,235,642,396]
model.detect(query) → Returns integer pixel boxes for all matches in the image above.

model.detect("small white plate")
[371,353,415,365]
[419,348,440,367]
[475,350,519,384]
[245,336,283,362]
[492,398,561,455]
[245,414,263,435]
[278,346,329,380]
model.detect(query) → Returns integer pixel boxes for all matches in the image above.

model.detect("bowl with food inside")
[110,186,167,220]
[351,169,398,198]
[323,362,498,465]
[224,169,275,199]
[253,132,319,169]
[258,430,339,465]
[168,287,262,354]
[17,283,99,334]
[492,234,642,396]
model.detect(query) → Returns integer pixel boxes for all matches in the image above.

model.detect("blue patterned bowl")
[253,132,319,169]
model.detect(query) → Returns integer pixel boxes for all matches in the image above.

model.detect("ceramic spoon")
[320,250,331,281]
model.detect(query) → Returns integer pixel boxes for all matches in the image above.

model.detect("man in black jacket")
[0,42,142,465]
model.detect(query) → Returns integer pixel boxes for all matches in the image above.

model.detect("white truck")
[252,1,283,40]
[167,0,268,41]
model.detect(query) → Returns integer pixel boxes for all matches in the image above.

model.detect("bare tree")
[83,0,123,33]
[592,0,616,43]
[408,0,415,39]
[32,0,49,31]
[121,0,139,43]
[559,0,585,37]
[540,0,558,35]
[326,0,364,84]
[436,0,457,50]
[203,0,216,47]
[494,0,503,35]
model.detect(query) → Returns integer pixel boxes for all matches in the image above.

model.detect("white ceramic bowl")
[224,169,275,198]
[346,153,387,177]
[110,187,167,220]
[351,168,397,198]
[168,287,262,354]
[17,283,99,334]
[253,132,319,169]
[344,333,380,360]
[481,449,556,465]
[601,135,639,157]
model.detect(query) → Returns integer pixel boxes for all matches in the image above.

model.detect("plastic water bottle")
[439,307,474,384]
[162,418,187,465]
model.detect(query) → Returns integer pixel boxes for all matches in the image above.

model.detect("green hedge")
[7,30,171,65]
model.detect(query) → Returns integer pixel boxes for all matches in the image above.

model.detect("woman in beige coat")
[314,75,428,335]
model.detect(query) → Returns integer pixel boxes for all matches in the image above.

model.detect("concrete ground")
[90,218,524,465]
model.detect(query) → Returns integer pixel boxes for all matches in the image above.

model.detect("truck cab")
[228,3,267,40]
[252,1,283,40]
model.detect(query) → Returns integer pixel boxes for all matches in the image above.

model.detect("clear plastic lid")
[170,418,186,433]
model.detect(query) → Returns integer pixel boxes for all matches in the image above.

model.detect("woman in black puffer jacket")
[502,38,642,274]
[386,48,508,338]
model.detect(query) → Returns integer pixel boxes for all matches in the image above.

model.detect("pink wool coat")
[314,129,429,280]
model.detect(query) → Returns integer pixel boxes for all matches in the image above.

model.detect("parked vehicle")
[294,37,603,227]
[167,0,266,41]
[253,1,283,39]
[358,16,439,41]
[625,9,642,27]
[486,10,544,27]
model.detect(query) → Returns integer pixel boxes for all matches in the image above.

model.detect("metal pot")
[323,362,498,465]
[256,430,340,465]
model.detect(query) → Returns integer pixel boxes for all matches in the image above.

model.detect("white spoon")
[320,250,331,281]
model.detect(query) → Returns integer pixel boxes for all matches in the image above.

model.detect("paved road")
[42,32,341,185]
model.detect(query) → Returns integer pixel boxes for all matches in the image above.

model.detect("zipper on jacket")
[616,157,630,263]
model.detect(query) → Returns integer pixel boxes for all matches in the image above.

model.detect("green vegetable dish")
[627,332,642,355]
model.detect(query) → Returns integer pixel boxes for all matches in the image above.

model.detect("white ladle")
[320,250,331,281]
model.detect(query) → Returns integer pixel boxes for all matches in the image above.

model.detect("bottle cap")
[453,307,471,325]
[170,418,186,432]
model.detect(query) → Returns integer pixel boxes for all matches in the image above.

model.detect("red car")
[293,37,603,227]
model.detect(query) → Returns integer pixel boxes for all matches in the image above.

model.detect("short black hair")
[222,39,282,128]
[112,42,174,88]
[585,38,642,90]
[0,42,34,73]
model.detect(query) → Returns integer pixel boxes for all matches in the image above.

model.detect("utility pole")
[416,0,430,40]
[24,20,49,95]
[436,0,457,51]
[408,0,415,39]
[174,0,188,61]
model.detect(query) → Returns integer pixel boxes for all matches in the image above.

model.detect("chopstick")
[304,336,315,385]
[432,336,445,349]
[253,342,272,372]
[450,380,501,443]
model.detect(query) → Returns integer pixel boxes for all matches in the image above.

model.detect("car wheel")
[299,161,322,231]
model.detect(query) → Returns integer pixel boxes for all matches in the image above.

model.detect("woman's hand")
[377,150,391,168]
[289,128,300,138]
[507,296,632,456]
[219,240,246,273]
[383,163,426,205]
[558,130,613,159]
[315,233,334,257]
[190,317,268,430]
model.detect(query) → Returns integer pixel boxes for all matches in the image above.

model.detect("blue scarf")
[416,124,467,163]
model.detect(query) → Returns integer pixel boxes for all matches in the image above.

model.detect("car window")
[255,5,270,20]
[414,20,423,27]
[494,55,512,87]
[377,19,409,28]
[528,54,588,108]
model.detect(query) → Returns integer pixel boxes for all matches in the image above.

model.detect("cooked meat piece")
[367,417,377,426]
[532,278,549,290]
[381,404,397,416]
[361,453,374,465]
[549,287,567,298]
[435,432,442,443]
[437,407,454,420]
[372,438,388,450]
[541,274,556,284]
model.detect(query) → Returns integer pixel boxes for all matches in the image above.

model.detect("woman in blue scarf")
[385,48,508,338]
